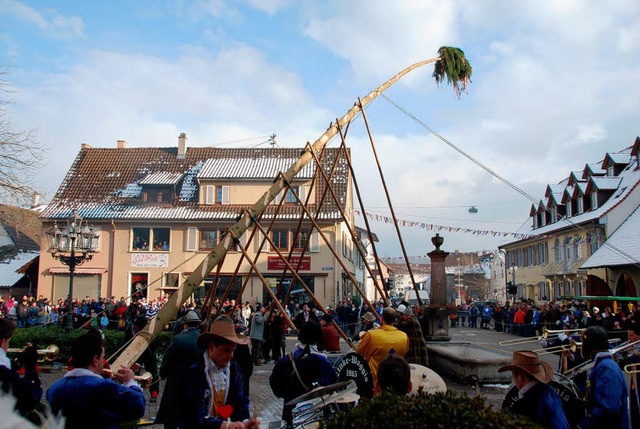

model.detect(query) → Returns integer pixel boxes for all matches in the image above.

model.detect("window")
[200,229,219,250]
[202,185,229,205]
[164,273,180,288]
[144,188,173,203]
[577,198,584,214]
[550,204,557,223]
[554,239,561,262]
[566,202,572,217]
[272,230,289,250]
[607,166,614,176]
[292,231,309,251]
[285,186,299,204]
[132,227,170,251]
[590,192,598,210]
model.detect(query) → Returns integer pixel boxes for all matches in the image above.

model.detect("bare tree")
[0,67,46,206]
[465,274,492,301]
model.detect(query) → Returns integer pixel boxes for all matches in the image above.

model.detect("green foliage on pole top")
[321,390,542,429]
[433,46,473,98]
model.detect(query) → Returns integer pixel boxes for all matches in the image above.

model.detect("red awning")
[49,267,107,275]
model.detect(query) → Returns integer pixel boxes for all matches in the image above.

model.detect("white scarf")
[203,351,230,415]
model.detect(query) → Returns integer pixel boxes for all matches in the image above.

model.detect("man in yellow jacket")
[356,307,409,394]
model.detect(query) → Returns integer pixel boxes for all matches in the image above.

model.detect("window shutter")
[254,228,270,252]
[310,231,319,252]
[187,227,198,251]
[298,185,306,203]
[92,226,102,252]
[204,186,215,205]
[221,185,230,204]
[274,190,283,205]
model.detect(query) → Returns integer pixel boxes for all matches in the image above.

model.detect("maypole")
[112,47,473,369]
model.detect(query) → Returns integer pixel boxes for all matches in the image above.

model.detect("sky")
[1,0,639,259]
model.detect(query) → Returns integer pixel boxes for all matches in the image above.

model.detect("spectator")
[319,313,341,353]
[377,354,412,396]
[396,304,428,367]
[250,305,266,366]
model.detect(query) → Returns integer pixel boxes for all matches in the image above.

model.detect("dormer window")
[566,203,572,217]
[590,191,598,210]
[143,187,174,203]
[607,165,614,176]
[577,198,584,214]
[202,185,230,205]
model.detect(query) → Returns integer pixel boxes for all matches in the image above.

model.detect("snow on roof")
[582,204,640,268]
[0,251,38,287]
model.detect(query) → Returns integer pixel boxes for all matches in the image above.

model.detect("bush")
[320,390,542,429]
[10,326,172,365]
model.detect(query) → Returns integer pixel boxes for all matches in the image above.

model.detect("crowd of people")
[3,291,640,428]
[451,298,639,339]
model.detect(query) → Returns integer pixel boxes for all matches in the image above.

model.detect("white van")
[404,290,430,306]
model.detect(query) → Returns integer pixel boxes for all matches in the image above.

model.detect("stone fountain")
[423,233,512,384]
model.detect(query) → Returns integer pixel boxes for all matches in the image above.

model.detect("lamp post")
[46,210,98,332]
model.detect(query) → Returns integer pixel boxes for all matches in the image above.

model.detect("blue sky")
[1,0,639,258]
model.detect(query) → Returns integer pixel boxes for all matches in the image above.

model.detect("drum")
[502,372,586,427]
[409,364,447,395]
[292,409,323,429]
[333,352,374,399]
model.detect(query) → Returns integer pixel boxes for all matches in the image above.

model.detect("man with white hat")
[185,315,259,429]
[498,350,569,429]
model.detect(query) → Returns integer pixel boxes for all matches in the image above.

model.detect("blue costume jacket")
[184,359,249,429]
[46,369,145,429]
[580,352,630,429]
[511,382,570,429]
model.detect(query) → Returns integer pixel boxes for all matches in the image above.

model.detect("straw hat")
[497,350,554,384]
[197,315,250,349]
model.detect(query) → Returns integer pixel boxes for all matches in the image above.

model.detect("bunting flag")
[352,209,543,240]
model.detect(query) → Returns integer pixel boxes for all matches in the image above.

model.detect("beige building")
[37,136,357,309]
[499,137,640,302]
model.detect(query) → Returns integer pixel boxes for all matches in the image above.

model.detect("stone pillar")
[424,233,451,341]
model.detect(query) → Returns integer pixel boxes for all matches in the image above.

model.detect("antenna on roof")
[268,134,278,147]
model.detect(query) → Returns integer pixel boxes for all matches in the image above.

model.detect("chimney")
[81,143,92,150]
[178,133,187,159]
[117,140,127,149]
[31,193,40,208]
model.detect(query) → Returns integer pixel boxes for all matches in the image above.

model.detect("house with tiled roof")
[37,135,357,309]
[498,136,640,302]
[0,202,42,296]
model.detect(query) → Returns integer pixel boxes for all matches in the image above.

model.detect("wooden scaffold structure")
[112,46,473,368]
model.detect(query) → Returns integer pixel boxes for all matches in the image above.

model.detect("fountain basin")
[427,342,512,384]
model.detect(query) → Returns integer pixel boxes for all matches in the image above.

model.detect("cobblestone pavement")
[38,328,537,427]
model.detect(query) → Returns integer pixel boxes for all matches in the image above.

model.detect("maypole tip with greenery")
[433,46,473,98]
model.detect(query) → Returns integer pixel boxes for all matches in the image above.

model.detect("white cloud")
[0,0,85,39]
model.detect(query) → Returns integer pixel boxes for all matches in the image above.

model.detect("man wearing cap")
[356,307,409,394]
[185,315,259,429]
[156,310,202,428]
[498,350,570,429]
[352,311,377,342]
[396,304,428,366]
[578,325,629,429]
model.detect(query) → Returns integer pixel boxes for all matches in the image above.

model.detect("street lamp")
[46,210,99,332]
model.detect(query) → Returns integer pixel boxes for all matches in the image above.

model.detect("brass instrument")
[564,338,640,378]
[534,338,581,356]
[624,363,640,374]
[103,368,153,387]
[7,344,60,362]
[499,326,585,346]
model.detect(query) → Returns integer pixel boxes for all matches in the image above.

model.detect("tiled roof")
[587,176,622,192]
[198,157,315,180]
[42,146,349,222]
[603,153,630,168]
[0,205,42,252]
[514,153,640,237]
[0,251,38,287]
[582,204,640,268]
[139,172,184,186]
